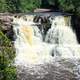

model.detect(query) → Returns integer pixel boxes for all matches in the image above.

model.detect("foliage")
[20,0,41,12]
[0,0,7,12]
[0,0,41,13]
[58,0,80,15]
[58,0,74,12]
[40,0,80,15]
[0,29,16,80]
[0,0,80,14]
[5,0,21,13]
[0,31,12,46]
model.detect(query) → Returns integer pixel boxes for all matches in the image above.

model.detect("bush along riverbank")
[0,24,17,80]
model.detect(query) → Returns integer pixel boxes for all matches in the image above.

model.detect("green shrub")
[0,31,12,46]
[0,30,16,80]
[0,0,41,13]
[20,0,41,12]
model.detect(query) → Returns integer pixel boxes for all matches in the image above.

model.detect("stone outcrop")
[0,14,14,40]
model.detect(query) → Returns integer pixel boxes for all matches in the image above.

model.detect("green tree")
[20,0,41,12]
[5,0,21,13]
[0,0,7,12]
[58,0,80,15]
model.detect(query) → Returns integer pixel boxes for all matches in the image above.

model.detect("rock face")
[0,15,14,40]
[0,15,13,30]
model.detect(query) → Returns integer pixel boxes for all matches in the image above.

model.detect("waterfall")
[13,15,80,66]
[13,15,54,66]
[45,16,80,58]
[12,14,80,80]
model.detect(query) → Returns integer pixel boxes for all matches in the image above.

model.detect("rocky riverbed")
[16,58,80,80]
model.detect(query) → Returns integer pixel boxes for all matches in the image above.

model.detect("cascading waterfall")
[13,15,54,66]
[12,14,80,80]
[45,16,80,58]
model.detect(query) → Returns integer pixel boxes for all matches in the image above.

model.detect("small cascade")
[13,15,54,66]
[45,16,80,58]
[13,14,80,65]
[12,13,80,80]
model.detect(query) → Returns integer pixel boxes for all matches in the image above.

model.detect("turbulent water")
[13,14,80,80]
[45,16,80,58]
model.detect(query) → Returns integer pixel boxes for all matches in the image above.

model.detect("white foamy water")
[13,15,80,67]
[13,16,54,66]
[45,16,80,58]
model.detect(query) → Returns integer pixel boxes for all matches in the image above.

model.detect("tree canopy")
[0,0,80,15]
[58,0,80,15]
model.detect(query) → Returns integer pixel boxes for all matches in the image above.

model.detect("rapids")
[12,14,80,80]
